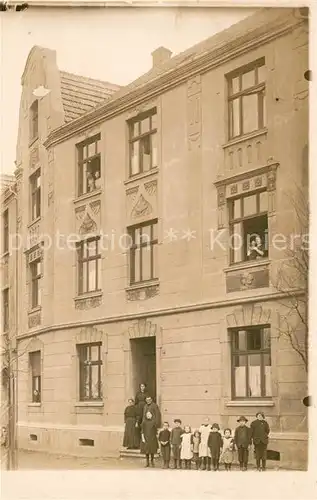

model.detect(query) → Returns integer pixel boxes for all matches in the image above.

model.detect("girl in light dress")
[199,418,212,470]
[220,428,235,471]
[180,425,193,469]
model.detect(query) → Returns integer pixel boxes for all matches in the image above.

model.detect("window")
[2,288,9,332]
[3,209,9,253]
[30,100,39,141]
[78,343,103,401]
[77,134,101,196]
[30,259,41,308]
[128,220,158,285]
[30,169,41,221]
[128,109,158,177]
[231,326,272,399]
[227,59,266,140]
[77,237,101,294]
[229,190,268,264]
[30,351,41,403]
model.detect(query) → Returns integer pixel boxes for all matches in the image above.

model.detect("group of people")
[123,387,270,471]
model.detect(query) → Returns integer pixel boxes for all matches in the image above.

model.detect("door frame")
[123,319,162,406]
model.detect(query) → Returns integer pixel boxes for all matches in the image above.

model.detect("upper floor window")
[30,258,41,309]
[229,190,268,264]
[128,220,158,285]
[3,209,9,254]
[77,134,101,197]
[2,288,9,332]
[77,342,103,401]
[77,237,101,295]
[128,109,158,177]
[30,169,41,221]
[227,59,266,140]
[231,326,272,399]
[29,350,41,403]
[30,100,39,142]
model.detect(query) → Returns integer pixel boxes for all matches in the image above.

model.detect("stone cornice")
[214,161,279,187]
[16,288,305,341]
[44,13,303,149]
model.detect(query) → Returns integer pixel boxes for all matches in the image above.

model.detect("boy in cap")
[250,412,270,471]
[234,416,251,471]
[207,423,223,471]
[170,419,183,469]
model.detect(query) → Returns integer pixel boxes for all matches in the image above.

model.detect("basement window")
[79,438,94,447]
[30,434,38,441]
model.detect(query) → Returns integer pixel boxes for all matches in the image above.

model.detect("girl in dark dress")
[134,383,149,425]
[141,410,158,467]
[123,399,139,450]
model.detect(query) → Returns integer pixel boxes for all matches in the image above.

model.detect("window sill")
[75,401,104,407]
[124,168,158,186]
[27,216,41,229]
[73,189,101,205]
[28,305,42,314]
[226,400,274,407]
[28,403,41,407]
[74,290,102,301]
[29,137,39,149]
[224,259,270,273]
[126,280,159,301]
[222,128,268,149]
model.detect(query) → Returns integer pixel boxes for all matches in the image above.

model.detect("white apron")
[180,432,193,460]
[199,424,211,457]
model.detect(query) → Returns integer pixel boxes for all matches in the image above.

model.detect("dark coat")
[134,390,149,421]
[123,404,139,449]
[142,401,161,427]
[141,418,158,454]
[207,431,223,457]
[170,427,183,446]
[234,425,252,448]
[158,429,171,446]
[250,419,270,445]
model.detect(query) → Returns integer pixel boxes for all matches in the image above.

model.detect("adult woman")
[123,399,139,450]
[141,410,159,467]
[134,383,148,424]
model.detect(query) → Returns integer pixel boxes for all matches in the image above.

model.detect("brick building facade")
[2,8,309,469]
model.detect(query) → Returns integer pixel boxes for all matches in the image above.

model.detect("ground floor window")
[77,342,103,401]
[230,326,272,399]
[29,350,41,403]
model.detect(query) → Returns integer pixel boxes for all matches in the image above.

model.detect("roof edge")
[44,9,305,150]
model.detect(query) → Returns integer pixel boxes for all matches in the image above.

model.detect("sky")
[0,6,256,174]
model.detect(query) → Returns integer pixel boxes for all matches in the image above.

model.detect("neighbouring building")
[4,7,309,469]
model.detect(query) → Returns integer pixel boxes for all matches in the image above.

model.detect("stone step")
[120,448,159,459]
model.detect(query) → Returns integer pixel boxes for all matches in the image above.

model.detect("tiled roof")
[59,71,121,122]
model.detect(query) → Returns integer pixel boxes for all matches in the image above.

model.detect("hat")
[256,411,265,419]
[237,416,248,423]
[211,423,220,430]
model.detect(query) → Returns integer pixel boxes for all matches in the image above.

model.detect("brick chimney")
[151,47,172,68]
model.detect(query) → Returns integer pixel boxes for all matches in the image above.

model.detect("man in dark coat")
[250,412,270,471]
[142,396,161,428]
[234,416,252,471]
[207,423,223,471]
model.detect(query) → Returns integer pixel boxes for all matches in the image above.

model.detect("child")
[234,416,251,471]
[192,430,201,470]
[141,411,158,468]
[250,412,270,471]
[207,423,223,471]
[158,421,171,469]
[199,418,211,470]
[180,425,193,469]
[171,419,183,469]
[220,428,235,471]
